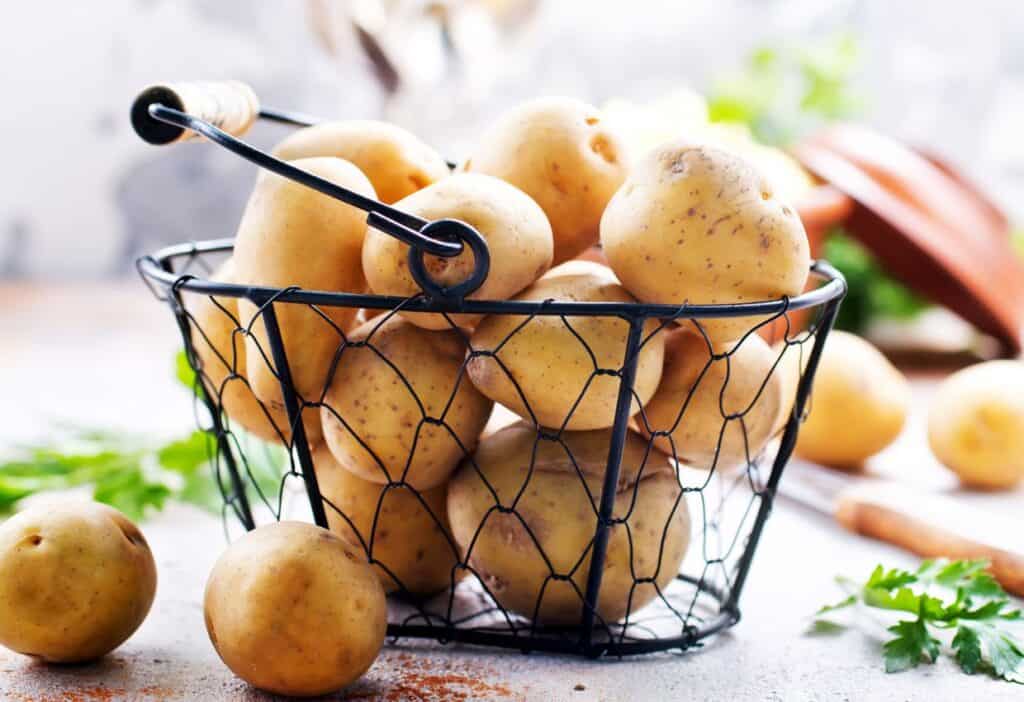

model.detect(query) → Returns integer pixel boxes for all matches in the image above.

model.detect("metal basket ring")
[407,218,491,300]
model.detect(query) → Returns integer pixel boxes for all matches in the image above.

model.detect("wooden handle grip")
[131,81,260,145]
[836,490,1024,597]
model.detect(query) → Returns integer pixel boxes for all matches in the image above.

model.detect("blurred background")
[2,0,1021,275]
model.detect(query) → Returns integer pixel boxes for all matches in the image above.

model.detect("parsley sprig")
[817,560,1023,683]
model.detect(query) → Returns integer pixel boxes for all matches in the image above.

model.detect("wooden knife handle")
[836,491,1024,597]
[131,81,260,145]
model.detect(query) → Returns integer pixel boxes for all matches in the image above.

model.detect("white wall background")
[1,0,1021,278]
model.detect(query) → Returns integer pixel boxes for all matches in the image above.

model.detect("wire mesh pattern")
[140,240,842,657]
[132,90,844,657]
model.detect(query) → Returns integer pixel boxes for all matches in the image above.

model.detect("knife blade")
[778,459,1024,597]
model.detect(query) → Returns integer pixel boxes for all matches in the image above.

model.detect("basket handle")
[130,81,491,300]
[131,81,260,145]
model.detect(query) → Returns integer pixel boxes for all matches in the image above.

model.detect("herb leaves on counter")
[817,559,1023,683]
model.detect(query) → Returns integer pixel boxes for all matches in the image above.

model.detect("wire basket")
[133,82,845,658]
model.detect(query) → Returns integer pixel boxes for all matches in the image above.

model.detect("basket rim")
[137,237,846,320]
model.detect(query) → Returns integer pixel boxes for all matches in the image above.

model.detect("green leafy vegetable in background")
[816,559,1024,683]
[707,33,863,146]
[823,229,927,332]
[0,353,286,521]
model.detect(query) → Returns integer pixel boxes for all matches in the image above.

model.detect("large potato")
[467,261,664,430]
[314,445,459,595]
[188,258,322,445]
[321,315,493,490]
[0,502,156,663]
[600,141,811,342]
[272,120,449,203]
[233,157,374,413]
[448,422,689,625]
[464,97,628,264]
[205,521,385,697]
[928,360,1024,490]
[640,329,782,470]
[795,331,909,467]
[362,173,553,330]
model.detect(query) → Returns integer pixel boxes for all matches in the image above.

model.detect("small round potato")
[928,360,1024,490]
[0,502,157,663]
[188,258,323,445]
[234,157,374,411]
[448,422,690,625]
[467,261,665,430]
[464,97,628,264]
[795,331,909,467]
[320,315,493,490]
[600,141,811,342]
[272,120,449,203]
[314,445,460,595]
[640,329,783,470]
[361,173,554,330]
[204,521,386,697]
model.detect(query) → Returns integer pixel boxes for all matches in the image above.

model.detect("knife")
[778,459,1024,597]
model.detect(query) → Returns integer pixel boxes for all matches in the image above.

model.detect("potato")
[927,360,1024,490]
[769,339,808,437]
[272,120,449,203]
[314,445,459,595]
[0,502,156,663]
[233,157,374,413]
[321,315,493,490]
[600,141,811,342]
[795,331,909,467]
[464,97,628,264]
[362,173,553,330]
[467,261,664,430]
[640,329,782,470]
[204,521,386,697]
[447,422,689,625]
[188,258,323,445]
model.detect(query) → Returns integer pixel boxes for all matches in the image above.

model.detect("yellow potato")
[0,502,156,663]
[600,141,811,342]
[464,97,628,264]
[447,422,689,625]
[233,157,374,413]
[769,339,808,437]
[361,173,553,330]
[188,258,322,445]
[314,445,460,595]
[320,315,493,490]
[272,120,449,203]
[467,261,665,430]
[928,360,1024,490]
[204,521,386,697]
[795,331,909,467]
[640,329,782,470]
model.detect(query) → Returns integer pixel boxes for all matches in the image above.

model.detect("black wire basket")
[133,82,845,658]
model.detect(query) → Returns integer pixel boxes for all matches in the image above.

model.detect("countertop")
[1,281,1021,702]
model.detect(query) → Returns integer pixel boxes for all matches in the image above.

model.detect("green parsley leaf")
[816,594,857,616]
[953,625,983,674]
[884,618,940,672]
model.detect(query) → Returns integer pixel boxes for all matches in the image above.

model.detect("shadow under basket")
[133,81,846,658]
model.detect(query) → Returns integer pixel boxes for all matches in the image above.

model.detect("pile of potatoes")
[190,95,813,635]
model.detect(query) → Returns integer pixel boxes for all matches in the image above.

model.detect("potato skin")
[362,173,553,330]
[600,141,811,342]
[314,445,460,595]
[272,120,449,204]
[188,258,323,445]
[640,329,782,470]
[795,331,909,467]
[465,97,628,264]
[0,502,157,663]
[320,315,493,490]
[928,360,1024,490]
[233,157,374,412]
[204,522,386,697]
[447,423,689,625]
[468,261,664,430]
